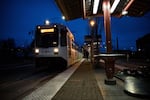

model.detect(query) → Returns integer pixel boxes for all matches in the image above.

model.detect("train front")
[34,24,68,70]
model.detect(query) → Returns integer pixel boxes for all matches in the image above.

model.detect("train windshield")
[36,28,59,48]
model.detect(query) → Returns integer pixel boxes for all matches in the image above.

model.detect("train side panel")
[67,47,83,67]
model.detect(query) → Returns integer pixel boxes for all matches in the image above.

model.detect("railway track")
[0,63,62,100]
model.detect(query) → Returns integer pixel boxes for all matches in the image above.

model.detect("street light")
[90,20,95,27]
[62,16,65,20]
[45,16,66,25]
[45,19,50,25]
[89,19,95,63]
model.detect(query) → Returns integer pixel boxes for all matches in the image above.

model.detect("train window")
[36,28,59,47]
[68,36,70,48]
[67,35,71,57]
[40,33,58,47]
[60,29,67,46]
[72,42,75,49]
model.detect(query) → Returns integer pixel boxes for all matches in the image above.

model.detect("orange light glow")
[40,28,54,33]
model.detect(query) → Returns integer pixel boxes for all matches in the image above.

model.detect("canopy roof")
[55,0,150,21]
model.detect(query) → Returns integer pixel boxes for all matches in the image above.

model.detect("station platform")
[22,59,148,100]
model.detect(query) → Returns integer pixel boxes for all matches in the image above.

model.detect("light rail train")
[34,22,82,70]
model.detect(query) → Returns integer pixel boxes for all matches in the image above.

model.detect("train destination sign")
[40,28,54,33]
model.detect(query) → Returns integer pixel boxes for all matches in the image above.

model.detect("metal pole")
[103,0,116,85]
[90,19,95,63]
[103,0,112,53]
[91,26,94,63]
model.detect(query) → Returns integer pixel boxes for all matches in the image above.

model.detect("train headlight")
[35,48,39,54]
[54,48,59,54]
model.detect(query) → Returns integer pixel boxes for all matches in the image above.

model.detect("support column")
[103,0,112,53]
[103,0,116,85]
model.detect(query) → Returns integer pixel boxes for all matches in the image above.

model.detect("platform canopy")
[55,0,150,21]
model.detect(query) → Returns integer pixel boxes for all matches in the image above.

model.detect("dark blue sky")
[0,0,150,51]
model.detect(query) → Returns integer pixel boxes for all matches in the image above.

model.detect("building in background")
[136,33,150,60]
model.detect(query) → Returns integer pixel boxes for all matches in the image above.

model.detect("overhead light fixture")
[93,0,100,14]
[110,0,120,13]
[118,0,134,17]
[122,10,128,15]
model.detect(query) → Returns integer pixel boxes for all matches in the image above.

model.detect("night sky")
[0,0,150,51]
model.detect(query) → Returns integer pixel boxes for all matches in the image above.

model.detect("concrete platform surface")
[22,59,149,100]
